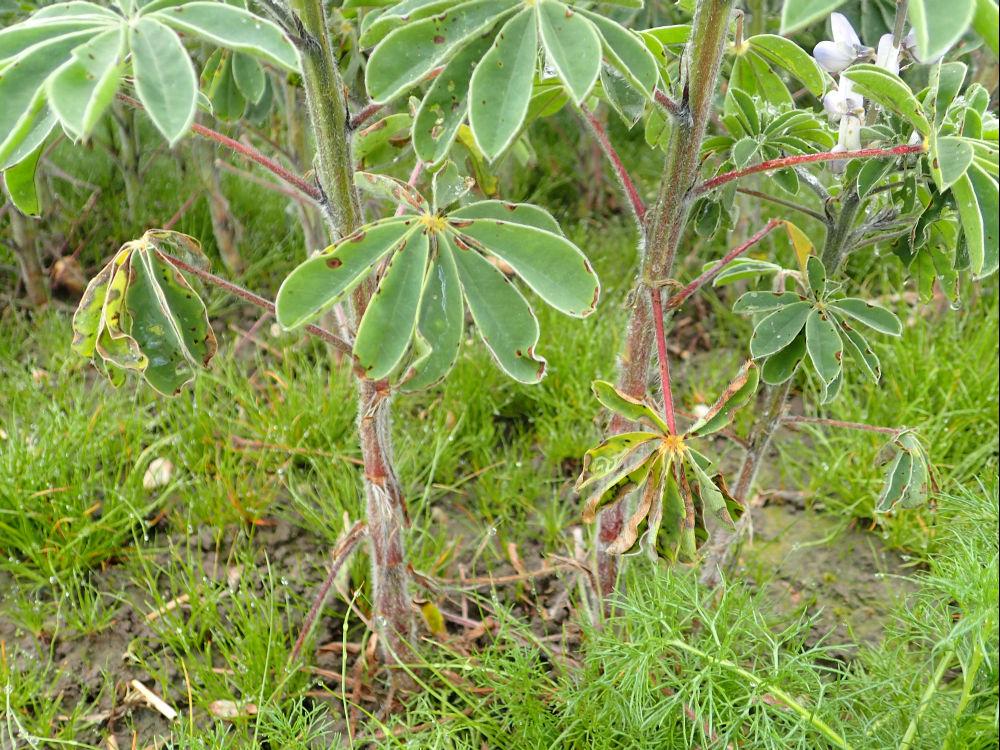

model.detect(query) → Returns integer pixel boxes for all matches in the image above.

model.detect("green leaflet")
[232,52,266,104]
[761,333,806,385]
[453,218,599,317]
[967,164,999,278]
[745,34,825,97]
[359,0,458,47]
[0,19,106,62]
[276,218,415,329]
[805,255,826,297]
[450,200,563,234]
[591,380,670,434]
[838,322,881,382]
[749,300,812,358]
[152,1,299,71]
[468,9,537,161]
[0,31,95,164]
[827,298,902,336]
[805,308,842,387]
[842,64,931,136]
[365,0,513,104]
[354,228,430,379]
[355,113,413,165]
[577,8,658,98]
[685,449,734,526]
[536,0,601,104]
[931,136,974,191]
[46,27,124,139]
[125,246,217,395]
[431,161,473,211]
[732,291,803,314]
[412,34,491,165]
[0,107,55,171]
[972,0,999,54]
[2,140,43,215]
[30,3,120,21]
[908,0,976,62]
[400,243,464,392]
[129,17,196,145]
[449,232,547,384]
[780,0,849,33]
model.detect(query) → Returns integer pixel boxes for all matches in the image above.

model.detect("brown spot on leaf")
[327,258,343,269]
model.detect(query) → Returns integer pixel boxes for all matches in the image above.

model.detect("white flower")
[823,77,864,121]
[813,13,873,73]
[875,34,901,76]
[829,115,862,173]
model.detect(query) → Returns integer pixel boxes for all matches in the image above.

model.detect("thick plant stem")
[597,0,735,597]
[699,380,792,587]
[8,209,48,307]
[291,0,414,665]
[821,188,862,272]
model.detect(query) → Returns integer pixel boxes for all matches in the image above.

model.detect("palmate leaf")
[877,432,933,513]
[71,231,216,395]
[276,188,599,388]
[366,0,657,161]
[0,0,297,153]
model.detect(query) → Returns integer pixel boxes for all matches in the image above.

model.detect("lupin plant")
[0,0,601,664]
[1,0,997,682]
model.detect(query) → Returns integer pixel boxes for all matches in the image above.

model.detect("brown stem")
[699,380,792,587]
[158,251,353,356]
[579,104,646,224]
[597,0,736,597]
[665,219,781,311]
[291,0,414,667]
[693,144,925,198]
[8,210,48,307]
[288,520,367,666]
[736,187,826,222]
[782,415,904,436]
[653,88,686,122]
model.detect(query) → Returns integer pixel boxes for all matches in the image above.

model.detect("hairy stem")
[579,104,646,224]
[821,188,862,272]
[288,521,367,666]
[692,144,925,198]
[650,288,677,432]
[597,0,736,597]
[665,220,781,311]
[8,210,48,307]
[159,251,352,355]
[118,94,321,203]
[699,380,792,587]
[291,0,414,666]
